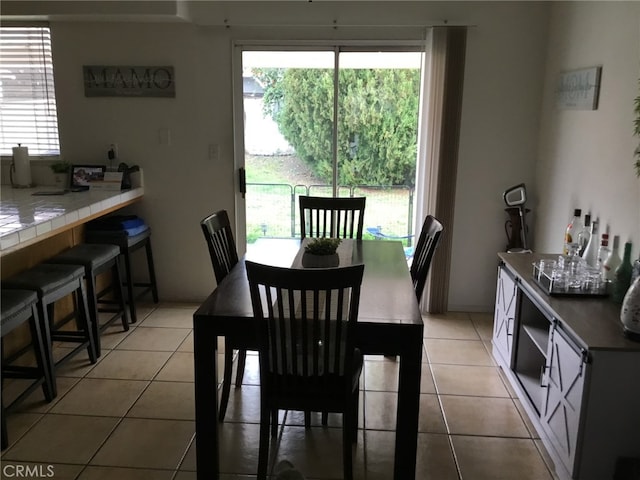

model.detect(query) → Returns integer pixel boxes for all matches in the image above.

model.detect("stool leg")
[1,398,7,451]
[1,339,7,450]
[111,260,129,330]
[145,238,159,303]
[85,269,101,358]
[76,281,98,363]
[27,305,54,402]
[36,300,57,398]
[121,251,137,324]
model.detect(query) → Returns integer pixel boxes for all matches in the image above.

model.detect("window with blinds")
[0,26,61,156]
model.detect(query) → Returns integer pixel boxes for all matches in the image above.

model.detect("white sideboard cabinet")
[492,253,640,480]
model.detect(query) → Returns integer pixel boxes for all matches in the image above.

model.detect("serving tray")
[532,263,609,297]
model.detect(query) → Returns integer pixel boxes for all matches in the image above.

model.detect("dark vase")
[301,252,339,268]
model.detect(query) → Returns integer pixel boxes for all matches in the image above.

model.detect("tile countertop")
[0,186,144,255]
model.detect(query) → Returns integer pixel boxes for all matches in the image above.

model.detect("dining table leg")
[194,320,219,480]
[394,337,423,480]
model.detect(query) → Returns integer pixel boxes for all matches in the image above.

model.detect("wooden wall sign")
[556,66,602,110]
[83,65,175,97]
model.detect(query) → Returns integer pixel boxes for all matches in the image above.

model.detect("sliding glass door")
[235,44,423,251]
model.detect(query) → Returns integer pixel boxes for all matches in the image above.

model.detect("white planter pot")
[53,172,69,188]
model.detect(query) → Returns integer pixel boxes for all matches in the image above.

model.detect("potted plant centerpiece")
[302,237,341,268]
[50,161,70,187]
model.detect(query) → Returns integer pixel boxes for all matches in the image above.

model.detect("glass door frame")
[231,40,426,251]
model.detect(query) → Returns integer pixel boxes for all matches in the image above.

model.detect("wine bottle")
[612,241,633,304]
[596,233,610,276]
[603,235,622,281]
[581,219,599,267]
[578,213,591,256]
[563,208,582,255]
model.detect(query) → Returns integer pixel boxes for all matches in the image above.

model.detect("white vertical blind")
[0,26,61,156]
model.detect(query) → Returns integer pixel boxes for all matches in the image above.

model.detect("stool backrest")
[200,210,239,284]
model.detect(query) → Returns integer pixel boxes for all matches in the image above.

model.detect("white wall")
[50,22,238,299]
[4,2,552,309]
[534,2,640,260]
[448,3,549,310]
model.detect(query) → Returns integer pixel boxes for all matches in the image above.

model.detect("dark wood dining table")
[193,238,424,479]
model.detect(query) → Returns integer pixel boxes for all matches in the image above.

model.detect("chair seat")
[3,264,85,296]
[85,216,158,324]
[1,290,38,331]
[1,288,55,451]
[85,226,151,250]
[48,244,120,270]
[267,350,363,407]
[46,242,129,357]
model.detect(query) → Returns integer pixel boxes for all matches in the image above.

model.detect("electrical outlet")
[158,128,171,145]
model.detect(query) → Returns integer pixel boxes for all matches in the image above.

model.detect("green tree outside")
[253,68,420,187]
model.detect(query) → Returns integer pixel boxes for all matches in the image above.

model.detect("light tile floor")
[1,304,560,480]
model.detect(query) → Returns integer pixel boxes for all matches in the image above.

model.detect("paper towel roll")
[12,145,32,187]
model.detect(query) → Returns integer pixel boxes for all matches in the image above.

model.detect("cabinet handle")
[579,348,589,375]
[238,167,246,199]
[540,365,549,388]
[507,317,514,336]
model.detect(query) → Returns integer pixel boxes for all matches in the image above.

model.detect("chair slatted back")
[410,215,444,302]
[246,262,364,392]
[299,196,366,240]
[200,210,239,283]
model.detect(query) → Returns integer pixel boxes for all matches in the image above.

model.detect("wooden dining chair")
[200,209,245,422]
[410,214,444,303]
[299,196,366,240]
[246,261,365,480]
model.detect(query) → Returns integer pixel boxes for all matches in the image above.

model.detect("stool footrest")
[3,366,44,379]
[51,331,90,342]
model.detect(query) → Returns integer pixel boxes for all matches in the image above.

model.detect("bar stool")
[2,263,98,397]
[46,243,128,357]
[1,289,55,450]
[85,227,159,323]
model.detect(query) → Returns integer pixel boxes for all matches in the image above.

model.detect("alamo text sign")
[83,65,175,97]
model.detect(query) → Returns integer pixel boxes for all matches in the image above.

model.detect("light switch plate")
[159,128,171,145]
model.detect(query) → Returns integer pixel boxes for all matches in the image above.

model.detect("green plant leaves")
[304,237,341,255]
[254,67,419,186]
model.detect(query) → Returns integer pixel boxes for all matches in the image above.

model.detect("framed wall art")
[83,65,175,98]
[556,66,602,110]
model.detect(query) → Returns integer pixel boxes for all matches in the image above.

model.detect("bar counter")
[0,186,144,256]
[0,184,144,356]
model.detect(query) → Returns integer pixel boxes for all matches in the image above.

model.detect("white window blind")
[0,26,61,156]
